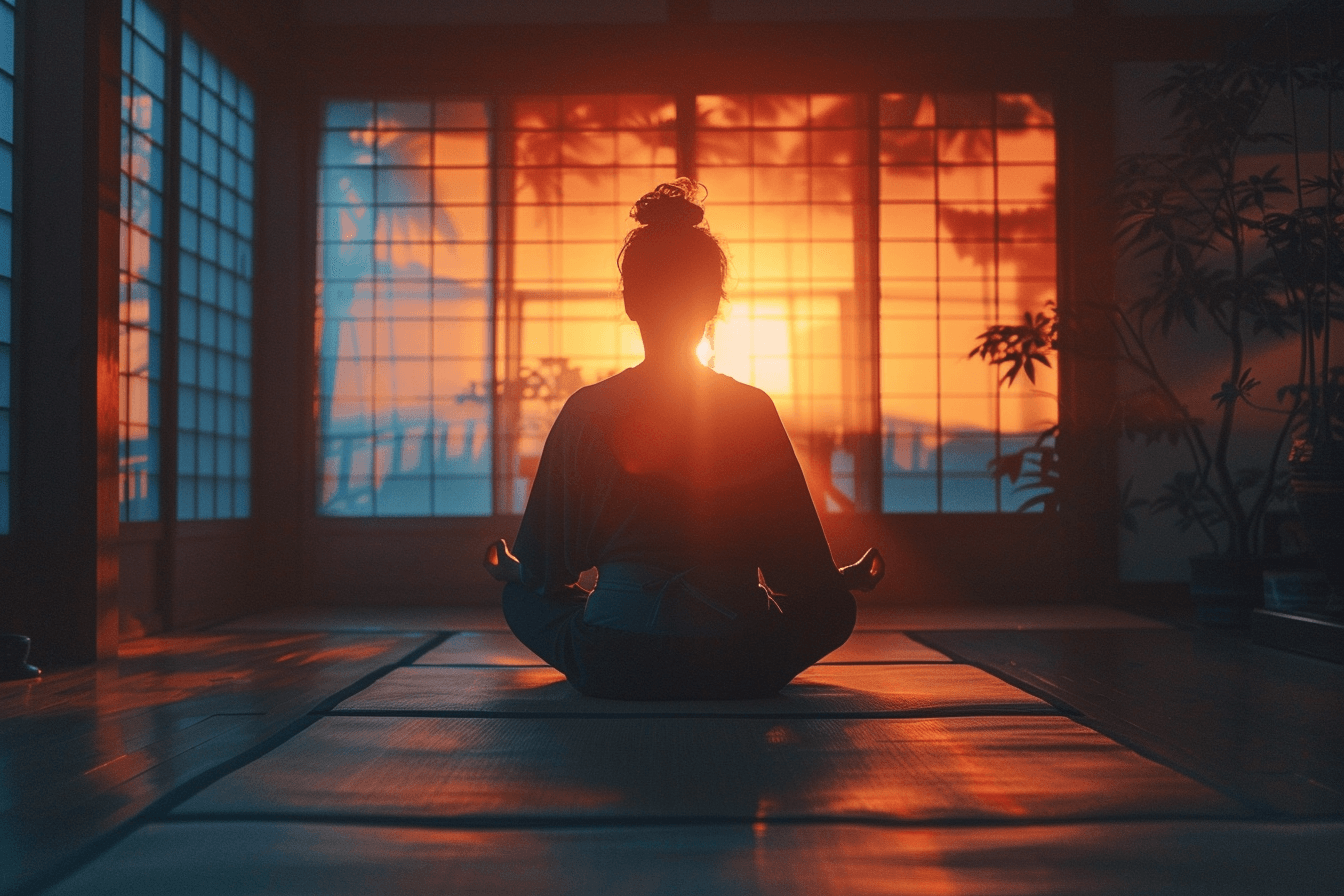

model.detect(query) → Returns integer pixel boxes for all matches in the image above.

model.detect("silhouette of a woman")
[486,179,882,700]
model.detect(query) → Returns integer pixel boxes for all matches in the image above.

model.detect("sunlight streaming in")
[315,92,1057,516]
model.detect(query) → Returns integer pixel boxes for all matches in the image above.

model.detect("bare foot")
[483,538,524,584]
[839,548,885,592]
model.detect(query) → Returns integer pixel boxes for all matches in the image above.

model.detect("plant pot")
[1189,554,1265,627]
[1289,449,1344,620]
[1262,566,1340,616]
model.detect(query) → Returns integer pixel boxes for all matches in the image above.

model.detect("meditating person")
[485,178,883,700]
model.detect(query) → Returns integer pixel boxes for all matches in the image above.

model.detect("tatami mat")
[412,631,951,666]
[336,663,1047,715]
[412,631,543,665]
[46,820,1339,896]
[172,715,1240,822]
[42,603,1311,896]
[821,631,951,662]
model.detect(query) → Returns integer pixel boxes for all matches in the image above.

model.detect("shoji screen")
[176,35,255,519]
[695,94,875,512]
[497,95,676,511]
[879,93,1056,511]
[118,0,168,521]
[317,100,494,516]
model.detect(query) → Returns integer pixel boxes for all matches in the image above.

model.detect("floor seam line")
[313,708,1069,720]
[410,660,960,668]
[390,632,455,667]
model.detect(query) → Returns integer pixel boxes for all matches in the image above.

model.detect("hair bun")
[631,178,706,228]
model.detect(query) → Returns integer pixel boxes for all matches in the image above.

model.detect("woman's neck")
[636,324,705,376]
[639,347,701,372]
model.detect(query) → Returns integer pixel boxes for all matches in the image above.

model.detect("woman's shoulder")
[560,365,779,423]
[704,369,780,419]
[561,368,637,412]
[549,370,640,433]
[709,368,771,398]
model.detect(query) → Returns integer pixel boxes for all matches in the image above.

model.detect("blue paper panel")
[317,100,495,517]
[119,0,167,522]
[177,35,254,520]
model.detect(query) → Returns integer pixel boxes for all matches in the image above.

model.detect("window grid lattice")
[315,93,1058,517]
[500,94,676,512]
[318,100,494,517]
[177,34,254,520]
[695,94,871,513]
[0,0,15,532]
[119,0,167,522]
[879,93,1057,512]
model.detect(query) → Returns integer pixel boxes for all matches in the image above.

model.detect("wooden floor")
[3,605,1342,895]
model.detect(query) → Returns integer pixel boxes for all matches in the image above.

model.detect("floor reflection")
[0,630,427,885]
[175,714,1236,823]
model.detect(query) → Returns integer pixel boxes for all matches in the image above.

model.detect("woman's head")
[618,179,728,331]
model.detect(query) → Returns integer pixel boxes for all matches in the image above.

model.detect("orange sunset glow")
[316,93,1056,516]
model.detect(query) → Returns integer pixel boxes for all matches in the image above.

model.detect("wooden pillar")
[2,0,122,665]
[251,70,315,609]
[1055,8,1120,600]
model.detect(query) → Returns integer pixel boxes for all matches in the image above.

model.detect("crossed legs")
[501,577,856,700]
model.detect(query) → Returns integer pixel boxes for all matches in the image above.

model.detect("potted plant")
[1268,0,1344,618]
[972,0,1343,625]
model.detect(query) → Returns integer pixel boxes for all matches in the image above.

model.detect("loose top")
[513,364,843,604]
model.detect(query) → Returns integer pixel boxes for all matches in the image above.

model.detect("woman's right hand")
[483,538,524,584]
[839,548,885,592]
